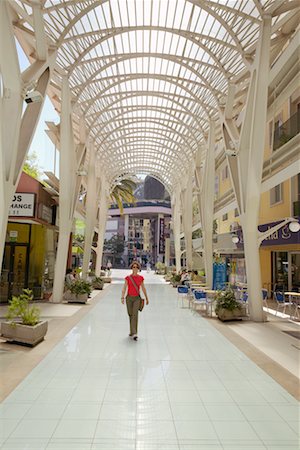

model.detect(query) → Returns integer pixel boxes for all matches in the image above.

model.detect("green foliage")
[92,277,104,289]
[74,233,84,243]
[23,152,41,180]
[104,234,124,255]
[5,289,40,326]
[155,262,166,274]
[110,178,137,214]
[192,229,202,239]
[215,289,241,313]
[171,274,181,282]
[69,280,92,295]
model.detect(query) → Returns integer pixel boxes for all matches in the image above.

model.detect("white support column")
[95,178,109,276]
[181,171,193,270]
[51,77,79,303]
[0,1,55,271]
[82,142,97,279]
[221,16,272,321]
[172,185,182,273]
[241,16,272,322]
[201,122,216,288]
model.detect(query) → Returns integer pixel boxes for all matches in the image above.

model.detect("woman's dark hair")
[130,261,141,270]
[66,268,73,274]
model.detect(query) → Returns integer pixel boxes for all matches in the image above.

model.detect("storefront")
[259,219,300,293]
[0,173,58,302]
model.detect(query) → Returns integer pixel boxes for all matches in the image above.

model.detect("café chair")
[274,291,290,316]
[191,290,207,313]
[177,285,189,308]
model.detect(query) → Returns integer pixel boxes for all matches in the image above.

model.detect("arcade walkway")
[0,271,299,450]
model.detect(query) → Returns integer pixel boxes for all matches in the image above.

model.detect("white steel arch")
[2,0,298,313]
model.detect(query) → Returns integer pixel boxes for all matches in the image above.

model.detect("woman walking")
[121,261,149,341]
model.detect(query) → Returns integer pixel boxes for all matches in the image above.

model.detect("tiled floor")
[0,271,299,449]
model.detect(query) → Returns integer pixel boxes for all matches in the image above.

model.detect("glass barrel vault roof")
[13,0,298,192]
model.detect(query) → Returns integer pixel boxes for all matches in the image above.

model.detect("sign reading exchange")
[9,193,35,217]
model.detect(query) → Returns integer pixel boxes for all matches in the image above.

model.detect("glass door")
[288,252,300,292]
[0,244,28,302]
[0,246,11,302]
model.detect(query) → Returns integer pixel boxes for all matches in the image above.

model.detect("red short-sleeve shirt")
[126,274,144,296]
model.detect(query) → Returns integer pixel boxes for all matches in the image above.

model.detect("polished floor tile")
[0,273,298,449]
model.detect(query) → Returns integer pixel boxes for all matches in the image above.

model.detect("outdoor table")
[284,292,300,319]
[203,289,217,317]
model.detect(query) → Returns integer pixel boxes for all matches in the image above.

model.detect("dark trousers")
[126,295,140,335]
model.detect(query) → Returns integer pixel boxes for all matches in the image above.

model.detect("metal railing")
[273,109,300,151]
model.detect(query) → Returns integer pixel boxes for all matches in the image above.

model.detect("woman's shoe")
[133,334,138,341]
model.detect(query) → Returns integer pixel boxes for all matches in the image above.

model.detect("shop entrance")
[289,252,300,292]
[272,251,300,293]
[0,244,29,303]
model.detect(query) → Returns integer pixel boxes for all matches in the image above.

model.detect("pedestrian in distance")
[121,261,149,341]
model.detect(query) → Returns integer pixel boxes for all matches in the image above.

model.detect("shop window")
[270,184,283,206]
[222,213,228,221]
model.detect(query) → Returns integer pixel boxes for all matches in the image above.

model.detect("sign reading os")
[9,193,35,217]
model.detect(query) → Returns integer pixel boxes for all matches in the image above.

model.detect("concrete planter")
[102,277,112,283]
[1,321,48,346]
[216,305,247,321]
[67,293,88,303]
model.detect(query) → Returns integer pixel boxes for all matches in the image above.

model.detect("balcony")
[293,201,300,216]
[273,109,300,151]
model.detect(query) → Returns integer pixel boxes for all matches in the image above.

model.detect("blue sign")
[213,262,227,290]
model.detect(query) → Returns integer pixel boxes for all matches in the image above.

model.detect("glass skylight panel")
[12,0,290,192]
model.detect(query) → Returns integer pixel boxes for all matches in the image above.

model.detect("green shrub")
[215,289,241,313]
[93,277,104,289]
[5,289,40,326]
[69,280,92,295]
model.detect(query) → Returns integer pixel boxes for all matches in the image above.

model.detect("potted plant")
[170,274,181,287]
[155,261,166,274]
[92,276,104,290]
[215,288,247,321]
[1,289,48,346]
[67,280,92,303]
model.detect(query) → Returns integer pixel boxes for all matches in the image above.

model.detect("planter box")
[67,293,88,303]
[1,321,48,346]
[216,305,247,321]
[63,291,89,303]
[93,283,103,290]
[102,277,112,283]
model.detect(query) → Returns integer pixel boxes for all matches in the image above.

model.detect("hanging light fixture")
[289,220,300,233]
[232,234,239,244]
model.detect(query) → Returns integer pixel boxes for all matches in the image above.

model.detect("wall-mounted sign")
[236,217,300,247]
[9,193,35,217]
[159,217,165,253]
[9,231,18,242]
[213,262,227,290]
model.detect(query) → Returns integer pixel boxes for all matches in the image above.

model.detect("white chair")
[191,290,207,313]
[177,285,189,308]
[262,288,269,310]
[274,291,290,316]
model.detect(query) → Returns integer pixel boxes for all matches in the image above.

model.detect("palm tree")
[110,178,136,214]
